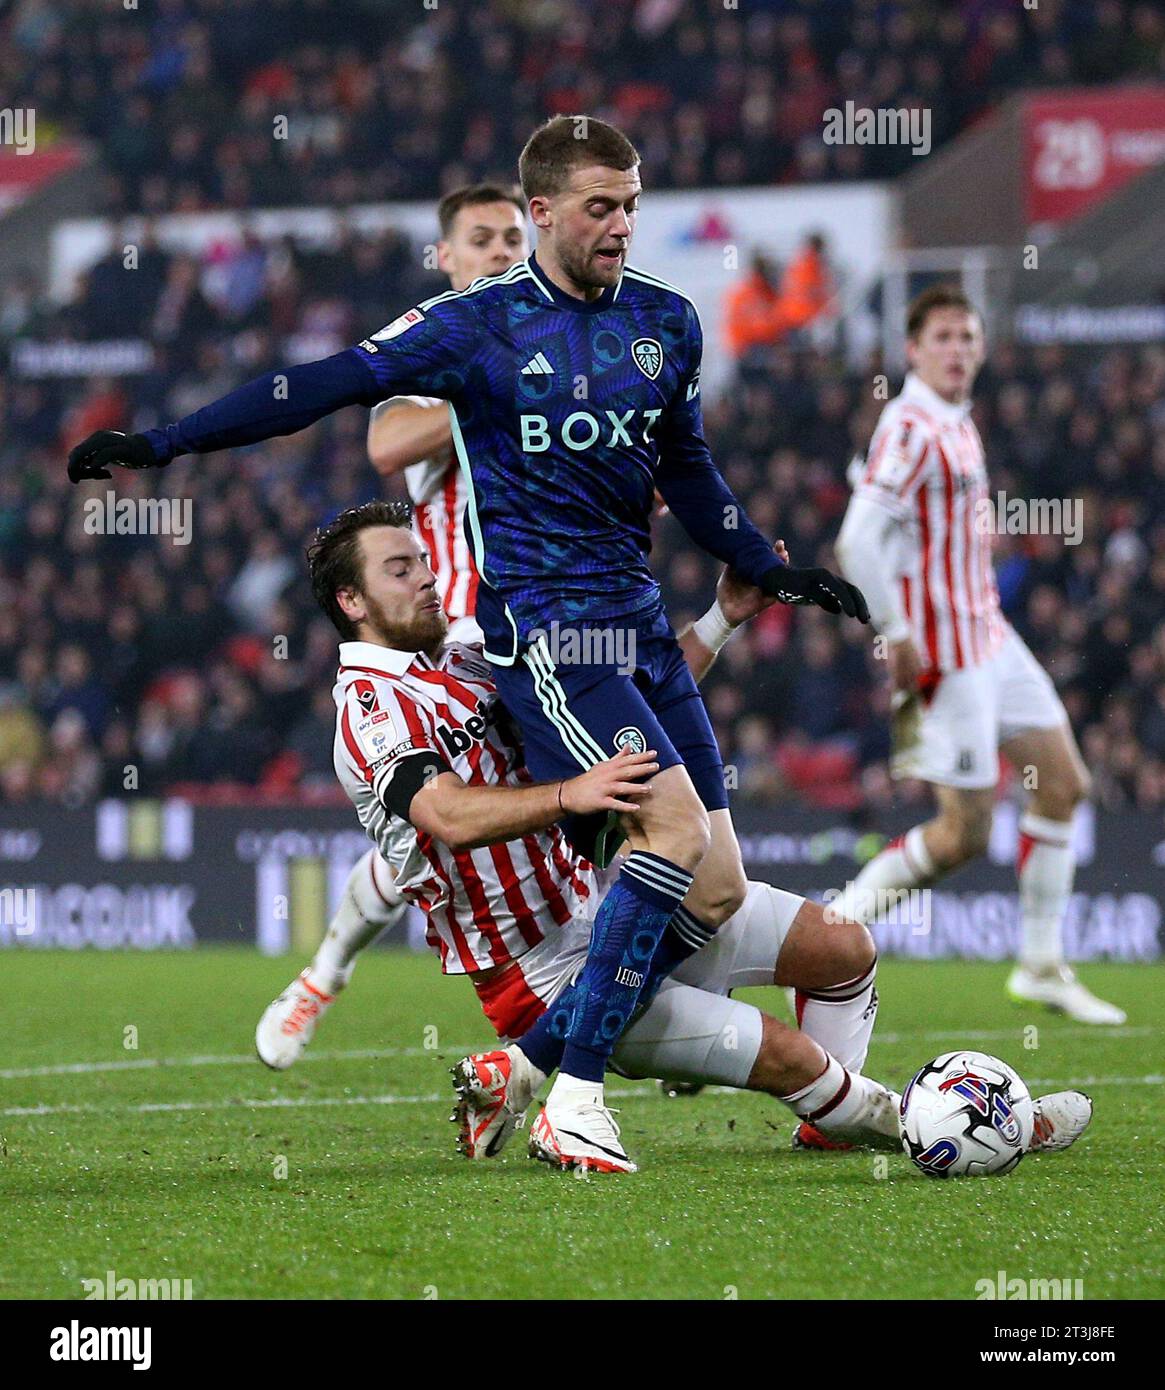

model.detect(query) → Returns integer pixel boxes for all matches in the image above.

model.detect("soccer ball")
[900,1050,1034,1177]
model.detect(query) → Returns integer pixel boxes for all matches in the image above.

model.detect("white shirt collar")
[901,371,972,424]
[338,639,427,677]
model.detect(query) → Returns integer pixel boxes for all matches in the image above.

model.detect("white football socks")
[308,849,406,995]
[839,824,936,923]
[795,959,878,1073]
[1016,811,1074,972]
[780,1051,899,1142]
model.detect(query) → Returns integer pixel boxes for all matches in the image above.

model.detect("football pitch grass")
[3,949,1162,1301]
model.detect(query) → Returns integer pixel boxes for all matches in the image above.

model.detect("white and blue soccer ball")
[900,1050,1034,1177]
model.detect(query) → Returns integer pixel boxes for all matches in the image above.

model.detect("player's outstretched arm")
[835,492,910,642]
[407,748,659,851]
[67,350,383,482]
[835,492,922,690]
[367,398,453,478]
[658,438,868,621]
[654,304,867,622]
[67,299,473,483]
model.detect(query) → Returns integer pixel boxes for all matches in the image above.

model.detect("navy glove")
[760,565,870,623]
[68,431,167,484]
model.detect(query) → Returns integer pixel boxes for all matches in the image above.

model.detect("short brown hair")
[437,182,526,238]
[307,500,412,640]
[519,114,640,200]
[907,283,979,339]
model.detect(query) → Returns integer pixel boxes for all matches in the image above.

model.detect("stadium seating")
[3,0,1162,212]
[2,228,1162,811]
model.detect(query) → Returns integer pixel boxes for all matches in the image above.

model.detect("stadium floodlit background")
[2,0,1163,961]
[2,0,1165,1311]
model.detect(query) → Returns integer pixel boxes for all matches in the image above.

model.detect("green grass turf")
[3,950,1162,1300]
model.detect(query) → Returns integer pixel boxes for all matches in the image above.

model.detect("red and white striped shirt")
[332,638,597,974]
[856,373,1004,672]
[373,394,479,621]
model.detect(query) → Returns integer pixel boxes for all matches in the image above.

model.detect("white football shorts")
[494,882,805,1090]
[892,623,1068,790]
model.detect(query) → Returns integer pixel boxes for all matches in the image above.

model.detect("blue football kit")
[102,252,809,1086]
[139,254,785,843]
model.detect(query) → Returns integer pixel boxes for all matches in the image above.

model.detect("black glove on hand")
[760,565,871,623]
[67,431,167,484]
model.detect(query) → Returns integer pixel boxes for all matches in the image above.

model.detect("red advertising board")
[0,142,85,215]
[1024,86,1165,226]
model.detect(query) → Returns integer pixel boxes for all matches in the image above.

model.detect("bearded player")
[294,500,1090,1171]
[834,284,1124,1025]
[309,502,1093,1169]
[67,114,868,1171]
[256,184,529,1058]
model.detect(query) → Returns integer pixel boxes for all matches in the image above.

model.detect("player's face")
[439,201,529,291]
[907,307,985,403]
[532,163,641,295]
[340,527,447,654]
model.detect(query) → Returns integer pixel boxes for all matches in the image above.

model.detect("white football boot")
[255,971,336,1070]
[1007,964,1126,1025]
[1028,1090,1093,1153]
[450,1046,540,1159]
[792,1081,903,1153]
[528,1083,637,1174]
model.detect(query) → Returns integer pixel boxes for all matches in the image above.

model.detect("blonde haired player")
[257,186,529,1065]
[834,284,1123,1024]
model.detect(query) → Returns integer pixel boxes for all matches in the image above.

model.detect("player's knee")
[672,812,713,873]
[644,799,711,872]
[801,900,876,985]
[943,808,991,864]
[833,918,876,984]
[1033,763,1090,820]
[688,863,747,928]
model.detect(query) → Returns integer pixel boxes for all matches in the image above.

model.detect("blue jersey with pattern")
[350,254,769,664]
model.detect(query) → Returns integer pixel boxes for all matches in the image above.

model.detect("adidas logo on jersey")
[521,352,554,376]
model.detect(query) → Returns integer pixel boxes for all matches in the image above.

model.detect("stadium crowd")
[2,225,1163,814]
[4,0,1164,211]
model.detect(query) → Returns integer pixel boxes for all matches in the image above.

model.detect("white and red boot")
[255,971,336,1071]
[451,1046,543,1159]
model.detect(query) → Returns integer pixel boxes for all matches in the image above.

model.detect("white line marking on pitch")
[871,1025,1155,1046]
[1,1024,1154,1082]
[0,1047,474,1080]
[1,1086,647,1119]
[4,1078,1161,1120]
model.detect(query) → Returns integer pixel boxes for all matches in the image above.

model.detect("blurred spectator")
[3,0,1161,213]
[2,219,1162,808]
[776,232,835,335]
[0,54,1162,809]
[724,251,786,359]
